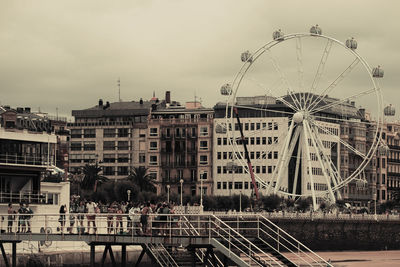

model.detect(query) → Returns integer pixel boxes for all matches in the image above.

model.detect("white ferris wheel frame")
[225,32,384,201]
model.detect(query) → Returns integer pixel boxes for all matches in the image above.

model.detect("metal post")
[239,190,242,213]
[167,185,170,203]
[90,244,95,267]
[12,242,16,267]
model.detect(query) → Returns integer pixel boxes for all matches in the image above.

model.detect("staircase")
[219,214,333,266]
[145,243,179,267]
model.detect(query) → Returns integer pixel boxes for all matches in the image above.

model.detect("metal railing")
[0,153,54,166]
[146,243,179,267]
[0,213,332,267]
[218,214,333,267]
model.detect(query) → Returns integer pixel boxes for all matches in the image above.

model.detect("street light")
[373,192,377,220]
[180,179,184,206]
[167,185,170,203]
[239,190,242,213]
[127,189,131,202]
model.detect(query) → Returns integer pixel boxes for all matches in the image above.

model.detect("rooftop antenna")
[56,107,59,120]
[117,77,121,102]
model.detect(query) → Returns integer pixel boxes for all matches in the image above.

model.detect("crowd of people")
[7,202,34,233]
[62,197,177,235]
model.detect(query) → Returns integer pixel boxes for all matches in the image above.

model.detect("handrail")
[258,214,332,267]
[210,215,284,266]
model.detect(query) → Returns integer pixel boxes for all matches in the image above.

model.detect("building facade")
[68,99,158,179]
[148,102,214,200]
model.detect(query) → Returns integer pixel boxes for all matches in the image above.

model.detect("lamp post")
[127,189,131,202]
[239,190,242,213]
[373,192,377,220]
[200,173,204,210]
[167,185,170,203]
[180,179,184,206]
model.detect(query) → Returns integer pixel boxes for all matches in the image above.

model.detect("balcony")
[0,153,53,167]
[388,144,400,150]
[388,158,400,164]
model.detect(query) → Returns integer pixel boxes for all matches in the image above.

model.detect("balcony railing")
[0,153,54,167]
[0,192,55,205]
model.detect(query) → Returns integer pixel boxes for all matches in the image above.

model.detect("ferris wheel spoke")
[308,58,360,112]
[305,121,336,201]
[295,37,306,109]
[304,39,333,109]
[264,49,302,111]
[310,88,376,115]
[232,104,296,117]
[312,121,367,159]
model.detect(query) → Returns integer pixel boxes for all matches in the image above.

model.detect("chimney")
[140,98,143,105]
[4,105,10,110]
[166,91,171,104]
[99,99,103,107]
[351,101,355,106]
[17,107,23,113]
[24,107,31,113]
[103,101,110,110]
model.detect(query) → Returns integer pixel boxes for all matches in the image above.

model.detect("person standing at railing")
[107,203,115,234]
[77,201,86,234]
[16,203,26,233]
[25,203,33,233]
[7,203,16,233]
[116,204,123,234]
[141,202,150,235]
[86,200,98,234]
[58,204,66,232]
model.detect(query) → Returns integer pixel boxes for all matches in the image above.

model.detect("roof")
[72,100,161,118]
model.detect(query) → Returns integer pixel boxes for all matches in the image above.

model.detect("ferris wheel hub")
[293,112,304,123]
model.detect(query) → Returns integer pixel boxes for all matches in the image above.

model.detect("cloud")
[0,0,398,119]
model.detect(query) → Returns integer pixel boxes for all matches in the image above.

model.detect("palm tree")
[126,166,156,192]
[81,163,109,192]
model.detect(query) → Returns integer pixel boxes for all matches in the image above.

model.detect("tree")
[261,194,282,212]
[126,167,156,192]
[80,164,108,192]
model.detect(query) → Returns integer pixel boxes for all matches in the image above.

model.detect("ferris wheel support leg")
[266,120,294,195]
[292,127,303,196]
[306,121,336,203]
[310,122,343,201]
[271,120,295,195]
[275,125,300,194]
[303,122,318,211]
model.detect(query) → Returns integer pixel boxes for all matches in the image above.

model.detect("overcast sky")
[1,0,399,119]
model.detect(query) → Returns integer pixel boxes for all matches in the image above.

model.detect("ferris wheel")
[221,25,384,209]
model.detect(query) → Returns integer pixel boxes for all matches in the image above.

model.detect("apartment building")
[68,98,161,179]
[148,97,213,199]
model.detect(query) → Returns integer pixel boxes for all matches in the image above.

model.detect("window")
[191,169,196,181]
[200,126,209,136]
[217,152,221,160]
[103,128,115,138]
[217,166,221,173]
[117,166,129,176]
[149,156,158,165]
[200,155,208,165]
[199,141,208,150]
[274,122,278,130]
[223,182,227,189]
[274,151,278,159]
[83,154,96,163]
[217,182,221,190]
[69,154,82,163]
[103,154,115,163]
[234,182,243,189]
[118,128,129,137]
[71,129,82,138]
[103,141,115,150]
[150,128,158,137]
[150,141,158,150]
[104,166,115,176]
[200,172,208,180]
[118,141,129,150]
[139,153,146,163]
[118,154,129,163]
[217,138,222,146]
[84,129,96,138]
[83,141,96,151]
[70,142,82,151]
